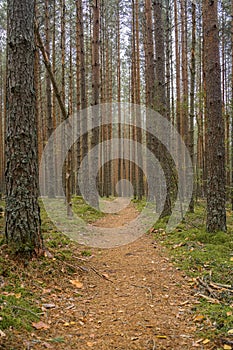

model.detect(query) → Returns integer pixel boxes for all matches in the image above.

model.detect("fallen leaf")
[32,321,50,330]
[223,345,232,350]
[194,315,205,322]
[230,258,233,262]
[87,342,94,347]
[0,330,6,337]
[15,293,21,299]
[227,329,233,334]
[69,280,83,289]
[173,242,185,249]
[64,322,70,327]
[227,312,233,317]
[44,250,54,259]
[202,339,210,345]
[149,228,157,234]
[42,289,52,295]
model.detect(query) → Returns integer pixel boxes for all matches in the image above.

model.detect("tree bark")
[5,0,43,256]
[189,1,196,213]
[203,0,226,232]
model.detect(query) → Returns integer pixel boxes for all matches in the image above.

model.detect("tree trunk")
[90,0,100,208]
[189,1,196,213]
[5,0,43,256]
[45,0,55,198]
[0,49,4,197]
[153,0,171,216]
[203,0,226,232]
[231,0,233,210]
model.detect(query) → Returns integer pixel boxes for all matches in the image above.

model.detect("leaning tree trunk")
[5,0,43,256]
[203,0,226,232]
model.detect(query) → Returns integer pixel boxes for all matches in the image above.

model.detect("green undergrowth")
[0,269,41,331]
[72,196,105,222]
[152,201,233,340]
[0,196,99,335]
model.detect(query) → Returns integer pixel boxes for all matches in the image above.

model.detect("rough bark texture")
[45,0,55,198]
[189,2,196,213]
[174,0,181,135]
[231,0,233,210]
[0,50,4,197]
[5,0,43,255]
[153,0,171,216]
[144,0,155,110]
[89,0,100,208]
[203,0,226,232]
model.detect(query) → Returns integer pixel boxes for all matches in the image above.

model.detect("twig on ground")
[55,255,86,273]
[8,304,42,318]
[56,254,114,283]
[197,277,218,298]
[195,293,220,304]
[90,266,114,283]
[209,281,233,291]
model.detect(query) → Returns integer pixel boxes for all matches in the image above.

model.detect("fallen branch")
[195,293,220,304]
[90,266,114,283]
[55,255,87,273]
[209,282,233,291]
[34,22,67,120]
[197,277,218,299]
[8,304,42,318]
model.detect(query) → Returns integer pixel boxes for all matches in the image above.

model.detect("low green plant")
[153,201,233,338]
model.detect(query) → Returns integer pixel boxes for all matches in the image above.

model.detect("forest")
[0,0,233,349]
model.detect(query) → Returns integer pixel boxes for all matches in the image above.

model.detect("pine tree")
[5,0,43,256]
[203,0,227,232]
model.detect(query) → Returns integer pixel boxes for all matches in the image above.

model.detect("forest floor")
[0,199,233,350]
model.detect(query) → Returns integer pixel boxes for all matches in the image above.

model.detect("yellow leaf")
[203,339,210,345]
[15,293,21,299]
[227,329,233,335]
[155,335,167,339]
[223,345,232,350]
[64,322,70,327]
[70,321,76,325]
[69,280,83,289]
[230,257,233,262]
[194,315,205,322]
[87,342,94,347]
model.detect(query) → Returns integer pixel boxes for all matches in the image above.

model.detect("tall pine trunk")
[203,0,226,232]
[5,0,43,256]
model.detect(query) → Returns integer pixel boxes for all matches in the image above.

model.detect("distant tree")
[203,0,227,232]
[231,0,233,210]
[189,1,196,213]
[5,0,43,255]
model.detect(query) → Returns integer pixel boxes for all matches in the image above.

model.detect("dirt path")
[2,203,201,350]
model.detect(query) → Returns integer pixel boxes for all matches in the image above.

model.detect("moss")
[0,279,41,331]
[153,202,233,338]
[81,249,92,257]
[72,196,104,222]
